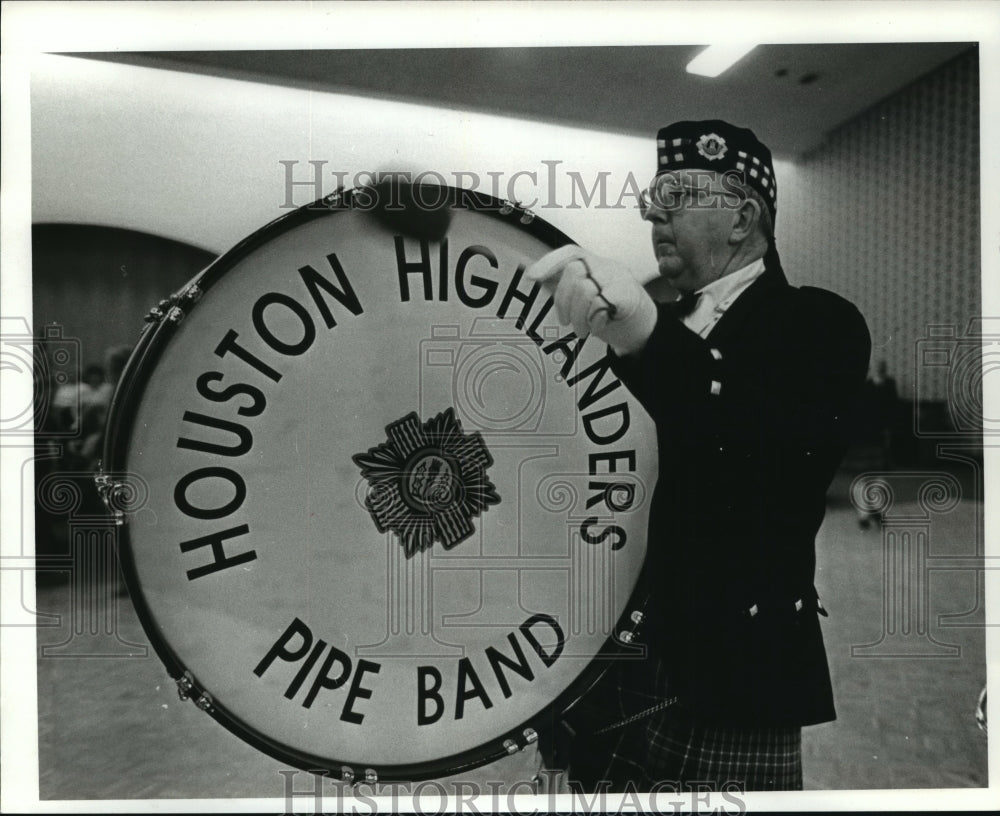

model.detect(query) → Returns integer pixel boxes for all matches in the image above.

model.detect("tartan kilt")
[557,655,803,793]
[565,704,803,792]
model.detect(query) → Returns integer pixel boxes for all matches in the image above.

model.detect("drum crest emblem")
[353,408,500,557]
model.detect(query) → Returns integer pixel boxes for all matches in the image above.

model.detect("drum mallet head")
[366,174,454,242]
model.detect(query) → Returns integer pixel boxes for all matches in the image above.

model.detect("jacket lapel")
[704,263,789,347]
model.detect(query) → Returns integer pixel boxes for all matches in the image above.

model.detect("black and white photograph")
[1,2,998,813]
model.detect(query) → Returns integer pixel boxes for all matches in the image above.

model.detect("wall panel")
[779,48,980,400]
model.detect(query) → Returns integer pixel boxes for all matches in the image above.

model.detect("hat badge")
[696,133,728,161]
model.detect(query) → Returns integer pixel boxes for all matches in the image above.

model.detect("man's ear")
[728,197,760,244]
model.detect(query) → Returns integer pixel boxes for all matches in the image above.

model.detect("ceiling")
[81,43,974,159]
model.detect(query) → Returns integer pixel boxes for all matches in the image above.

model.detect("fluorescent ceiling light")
[686,45,757,78]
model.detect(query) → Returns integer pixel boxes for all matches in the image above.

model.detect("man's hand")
[525,246,657,356]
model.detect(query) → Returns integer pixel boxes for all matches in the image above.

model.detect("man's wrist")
[608,295,658,357]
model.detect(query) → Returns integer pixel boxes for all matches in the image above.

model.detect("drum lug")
[143,284,202,326]
[617,608,647,645]
[176,672,195,701]
[143,298,172,324]
[175,671,213,712]
[364,768,378,785]
[181,283,203,304]
[340,766,354,784]
[170,282,205,323]
[93,470,126,526]
[502,729,537,756]
[498,199,535,224]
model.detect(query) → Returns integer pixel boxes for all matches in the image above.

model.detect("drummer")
[527,120,871,792]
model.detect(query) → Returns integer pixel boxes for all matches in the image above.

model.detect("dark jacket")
[607,249,871,727]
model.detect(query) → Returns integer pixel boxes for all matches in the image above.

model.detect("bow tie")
[673,291,701,317]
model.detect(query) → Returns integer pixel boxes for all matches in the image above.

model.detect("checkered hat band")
[656,147,776,206]
[657,145,770,170]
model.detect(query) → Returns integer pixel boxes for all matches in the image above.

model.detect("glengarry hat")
[655,119,777,221]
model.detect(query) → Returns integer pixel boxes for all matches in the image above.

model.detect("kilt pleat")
[568,705,802,792]
[561,655,803,792]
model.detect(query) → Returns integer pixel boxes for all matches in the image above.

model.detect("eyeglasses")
[638,176,699,218]
[638,173,744,219]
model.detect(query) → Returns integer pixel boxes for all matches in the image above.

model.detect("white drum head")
[103,186,657,781]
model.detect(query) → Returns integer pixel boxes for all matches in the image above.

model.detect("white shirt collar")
[681,257,766,337]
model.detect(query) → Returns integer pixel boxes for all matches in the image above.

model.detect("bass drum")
[100,184,657,782]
